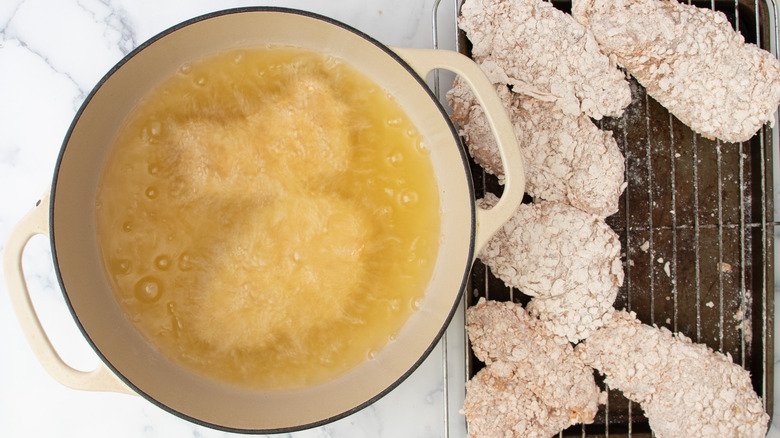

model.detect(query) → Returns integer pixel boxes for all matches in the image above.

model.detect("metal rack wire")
[434,0,777,436]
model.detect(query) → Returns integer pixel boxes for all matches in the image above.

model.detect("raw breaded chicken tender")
[576,310,769,438]
[463,299,602,438]
[476,195,622,303]
[476,195,623,342]
[459,0,631,119]
[447,76,625,217]
[526,289,616,344]
[573,0,780,142]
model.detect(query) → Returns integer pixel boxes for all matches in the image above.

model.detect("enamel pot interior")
[50,8,474,433]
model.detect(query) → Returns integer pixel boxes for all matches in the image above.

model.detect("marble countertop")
[2,0,779,437]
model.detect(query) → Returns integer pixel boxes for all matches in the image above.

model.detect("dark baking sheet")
[459,0,775,435]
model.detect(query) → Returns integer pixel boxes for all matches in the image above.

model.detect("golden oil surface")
[95,47,440,389]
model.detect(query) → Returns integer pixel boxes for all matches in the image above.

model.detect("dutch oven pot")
[3,7,525,434]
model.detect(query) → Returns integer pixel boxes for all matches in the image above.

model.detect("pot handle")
[391,47,525,256]
[3,191,133,395]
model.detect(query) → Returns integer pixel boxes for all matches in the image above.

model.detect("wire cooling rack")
[433,0,777,436]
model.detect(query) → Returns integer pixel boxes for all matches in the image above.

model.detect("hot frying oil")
[95,47,441,388]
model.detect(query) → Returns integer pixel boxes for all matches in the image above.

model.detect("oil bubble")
[194,76,207,87]
[179,63,192,75]
[154,255,171,271]
[411,298,423,310]
[111,258,131,275]
[148,120,162,137]
[398,190,419,207]
[386,151,404,167]
[135,276,162,303]
[140,120,162,142]
[416,139,429,154]
[148,163,160,175]
[178,252,194,271]
[145,187,158,199]
[122,221,133,232]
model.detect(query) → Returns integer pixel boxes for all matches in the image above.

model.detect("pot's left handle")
[3,191,134,395]
[391,47,525,256]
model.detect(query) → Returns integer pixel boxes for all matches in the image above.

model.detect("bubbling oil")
[95,47,441,389]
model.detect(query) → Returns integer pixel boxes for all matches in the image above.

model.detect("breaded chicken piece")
[447,76,625,217]
[463,299,602,438]
[576,310,769,438]
[468,297,566,363]
[572,0,780,142]
[526,290,616,345]
[459,0,631,119]
[476,195,623,342]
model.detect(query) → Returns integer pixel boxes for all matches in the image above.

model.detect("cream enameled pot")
[2,8,524,434]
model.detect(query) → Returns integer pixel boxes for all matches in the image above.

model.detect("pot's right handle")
[3,191,133,395]
[392,48,525,257]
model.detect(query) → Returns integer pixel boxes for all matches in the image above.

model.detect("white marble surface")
[0,0,467,437]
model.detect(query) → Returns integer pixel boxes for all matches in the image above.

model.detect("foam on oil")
[95,47,441,389]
